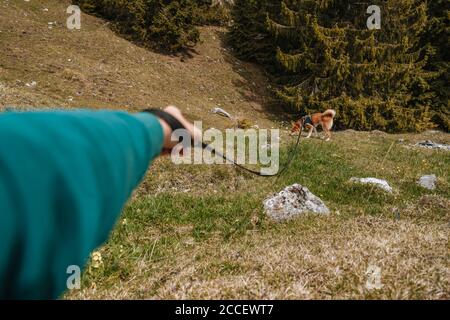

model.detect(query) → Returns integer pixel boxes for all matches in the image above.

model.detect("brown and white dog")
[290,109,336,141]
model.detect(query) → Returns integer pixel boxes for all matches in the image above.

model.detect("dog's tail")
[322,109,336,118]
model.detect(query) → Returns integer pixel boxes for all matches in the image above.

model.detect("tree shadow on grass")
[215,29,301,125]
[81,10,202,62]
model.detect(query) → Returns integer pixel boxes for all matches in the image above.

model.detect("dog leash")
[144,109,303,177]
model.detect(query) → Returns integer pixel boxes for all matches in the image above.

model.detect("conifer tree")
[75,0,204,52]
[230,0,443,132]
[423,0,449,131]
[266,0,435,131]
[229,0,281,67]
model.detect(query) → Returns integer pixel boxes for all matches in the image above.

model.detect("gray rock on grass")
[415,141,450,151]
[417,174,437,190]
[264,184,330,222]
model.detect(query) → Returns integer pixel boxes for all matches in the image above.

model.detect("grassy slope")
[0,0,276,129]
[71,131,450,299]
[1,0,449,299]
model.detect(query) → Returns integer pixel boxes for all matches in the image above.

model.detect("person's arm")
[0,109,176,299]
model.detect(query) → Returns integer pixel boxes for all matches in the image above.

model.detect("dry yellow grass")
[68,215,449,300]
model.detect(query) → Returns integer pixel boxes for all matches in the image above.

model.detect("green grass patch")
[66,131,450,299]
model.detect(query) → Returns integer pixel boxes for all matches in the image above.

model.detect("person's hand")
[157,106,201,155]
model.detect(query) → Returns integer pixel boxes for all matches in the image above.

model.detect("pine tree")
[75,0,202,52]
[229,0,282,67]
[266,0,435,132]
[423,0,450,131]
[230,0,443,132]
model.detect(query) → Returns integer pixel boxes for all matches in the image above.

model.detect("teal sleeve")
[0,110,164,299]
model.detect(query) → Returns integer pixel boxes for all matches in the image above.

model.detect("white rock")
[350,177,393,193]
[25,81,37,88]
[415,140,450,151]
[264,184,330,222]
[417,174,437,190]
[211,107,232,119]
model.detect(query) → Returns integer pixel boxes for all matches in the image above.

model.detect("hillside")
[0,0,277,130]
[1,0,449,299]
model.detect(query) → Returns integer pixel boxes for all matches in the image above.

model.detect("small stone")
[415,141,450,151]
[350,177,393,193]
[211,107,232,119]
[417,174,437,190]
[25,81,37,88]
